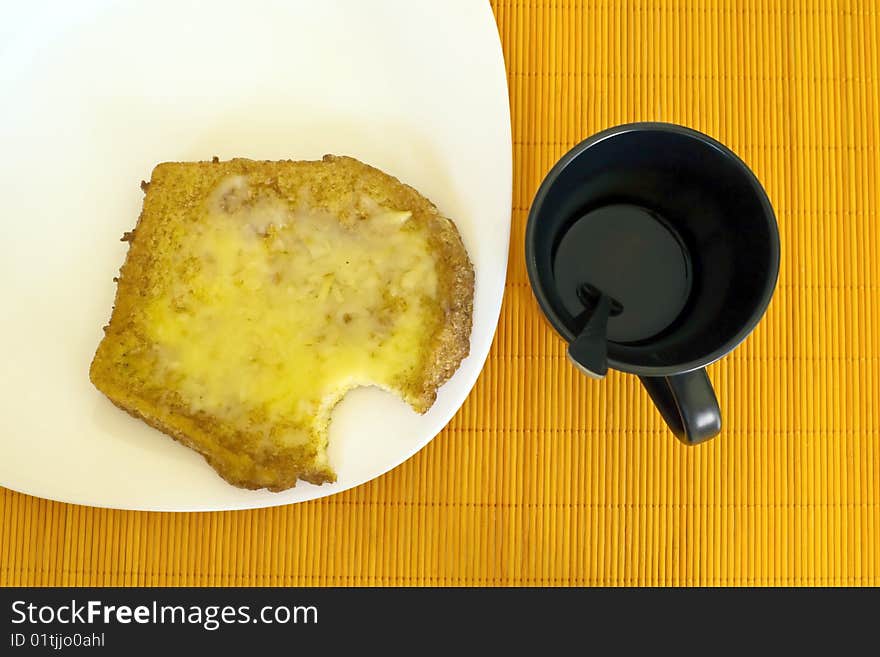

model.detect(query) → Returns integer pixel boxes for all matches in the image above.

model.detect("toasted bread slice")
[89,155,474,491]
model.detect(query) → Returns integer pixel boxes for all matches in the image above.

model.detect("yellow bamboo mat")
[2,0,879,587]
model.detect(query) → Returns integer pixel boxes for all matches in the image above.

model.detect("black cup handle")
[639,369,721,444]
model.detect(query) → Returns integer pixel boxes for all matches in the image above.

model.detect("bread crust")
[89,155,474,491]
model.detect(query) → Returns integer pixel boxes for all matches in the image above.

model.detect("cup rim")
[525,121,781,377]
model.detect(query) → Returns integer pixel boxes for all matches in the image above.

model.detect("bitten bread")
[90,155,474,491]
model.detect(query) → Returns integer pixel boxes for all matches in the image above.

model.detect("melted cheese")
[144,176,438,447]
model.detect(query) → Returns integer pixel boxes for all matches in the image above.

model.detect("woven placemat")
[2,0,878,586]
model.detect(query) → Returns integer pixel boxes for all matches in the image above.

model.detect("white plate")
[0,0,511,511]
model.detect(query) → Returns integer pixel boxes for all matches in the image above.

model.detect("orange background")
[2,0,879,586]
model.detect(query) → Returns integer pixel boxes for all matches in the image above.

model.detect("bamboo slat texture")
[2,0,879,586]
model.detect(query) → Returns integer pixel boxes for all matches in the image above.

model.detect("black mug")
[525,123,780,444]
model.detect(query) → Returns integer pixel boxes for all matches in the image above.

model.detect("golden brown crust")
[89,155,474,491]
[414,200,474,412]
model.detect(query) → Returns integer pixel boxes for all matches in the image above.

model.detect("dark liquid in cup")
[553,204,693,344]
